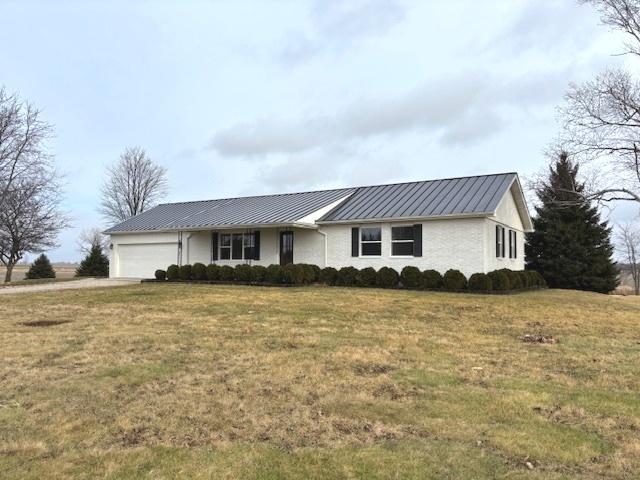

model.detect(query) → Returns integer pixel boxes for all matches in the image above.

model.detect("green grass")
[1,284,639,479]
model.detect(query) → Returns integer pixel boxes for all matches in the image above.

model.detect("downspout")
[317,229,328,267]
[184,232,194,264]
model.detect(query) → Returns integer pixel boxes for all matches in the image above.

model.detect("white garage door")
[117,243,177,278]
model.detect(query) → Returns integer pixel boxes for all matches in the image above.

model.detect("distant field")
[0,265,77,282]
[1,284,639,479]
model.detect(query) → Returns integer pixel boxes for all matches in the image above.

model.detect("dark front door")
[280,231,293,266]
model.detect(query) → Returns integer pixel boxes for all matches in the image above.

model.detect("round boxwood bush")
[526,270,547,287]
[468,272,492,291]
[252,265,267,282]
[308,264,321,282]
[179,264,192,281]
[154,269,166,281]
[206,263,219,281]
[320,267,338,285]
[422,269,443,289]
[377,267,399,288]
[235,264,253,282]
[298,264,316,284]
[192,262,207,281]
[337,266,359,286]
[500,268,522,290]
[400,266,421,289]
[443,269,467,290]
[517,270,530,288]
[167,264,179,281]
[488,270,510,291]
[266,264,285,284]
[219,265,235,281]
[356,267,377,287]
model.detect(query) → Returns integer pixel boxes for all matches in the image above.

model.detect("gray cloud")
[210,69,568,158]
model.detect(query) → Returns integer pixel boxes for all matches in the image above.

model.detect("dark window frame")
[360,226,382,257]
[391,225,415,257]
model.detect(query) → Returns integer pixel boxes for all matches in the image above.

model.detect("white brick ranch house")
[104,173,533,279]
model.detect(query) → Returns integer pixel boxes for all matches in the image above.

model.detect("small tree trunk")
[4,262,15,283]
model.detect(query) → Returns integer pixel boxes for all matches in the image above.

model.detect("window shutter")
[211,232,219,262]
[495,225,500,258]
[351,227,359,257]
[513,231,517,259]
[254,231,260,260]
[413,224,422,257]
[501,227,506,258]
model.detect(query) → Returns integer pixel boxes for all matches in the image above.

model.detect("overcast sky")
[2,0,636,262]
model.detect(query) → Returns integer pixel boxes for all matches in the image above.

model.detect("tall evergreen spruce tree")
[25,254,56,279]
[526,153,619,293]
[76,244,109,277]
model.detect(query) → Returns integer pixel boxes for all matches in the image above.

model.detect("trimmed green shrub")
[356,267,377,287]
[235,264,253,282]
[284,264,307,284]
[154,269,166,281]
[517,270,530,288]
[25,254,56,279]
[251,265,267,282]
[179,264,192,281]
[526,270,547,287]
[488,270,510,291]
[76,245,109,277]
[298,264,316,284]
[443,269,467,290]
[468,273,492,291]
[192,262,207,280]
[500,268,522,289]
[167,264,179,281]
[422,269,443,289]
[308,264,321,282]
[320,267,338,285]
[400,266,421,289]
[206,263,220,281]
[219,265,235,281]
[266,264,285,284]
[337,266,359,286]
[377,267,399,288]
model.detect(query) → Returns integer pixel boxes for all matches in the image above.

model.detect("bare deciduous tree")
[100,146,168,225]
[76,227,109,255]
[558,1,640,205]
[0,172,69,282]
[0,87,52,208]
[616,223,640,294]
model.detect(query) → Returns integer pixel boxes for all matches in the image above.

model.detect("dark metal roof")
[104,172,520,234]
[318,173,517,222]
[104,187,354,233]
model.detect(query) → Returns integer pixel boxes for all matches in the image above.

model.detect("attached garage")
[115,242,177,278]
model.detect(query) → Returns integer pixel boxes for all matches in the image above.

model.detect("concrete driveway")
[0,278,141,295]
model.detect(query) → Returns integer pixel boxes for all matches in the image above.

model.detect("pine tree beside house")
[526,153,619,293]
[25,254,56,279]
[76,244,109,277]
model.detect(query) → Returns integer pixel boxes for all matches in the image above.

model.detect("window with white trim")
[219,232,255,260]
[360,227,382,256]
[496,225,505,258]
[391,226,414,256]
[509,230,517,259]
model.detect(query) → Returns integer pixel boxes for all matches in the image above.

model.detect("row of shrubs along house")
[104,173,532,279]
[154,262,546,292]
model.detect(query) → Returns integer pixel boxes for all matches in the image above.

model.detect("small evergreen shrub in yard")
[527,270,547,287]
[357,267,377,287]
[518,270,531,288]
[25,254,56,279]
[154,269,166,281]
[468,273,492,291]
[235,264,253,282]
[266,264,285,284]
[377,267,399,288]
[297,264,316,284]
[443,269,467,290]
[179,264,192,281]
[422,269,443,289]
[167,264,179,281]
[192,262,207,280]
[501,269,522,290]
[252,265,267,282]
[284,264,307,284]
[218,265,235,281]
[337,266,359,286]
[400,266,421,289]
[206,263,219,281]
[308,264,321,282]
[320,267,338,286]
[76,245,109,277]
[488,270,510,291]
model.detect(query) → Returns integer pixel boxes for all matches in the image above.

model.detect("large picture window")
[219,232,255,260]
[360,227,382,256]
[391,226,414,256]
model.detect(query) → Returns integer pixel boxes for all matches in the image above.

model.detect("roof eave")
[316,212,493,225]
[105,221,319,235]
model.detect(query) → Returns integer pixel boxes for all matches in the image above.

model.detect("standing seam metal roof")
[104,173,519,233]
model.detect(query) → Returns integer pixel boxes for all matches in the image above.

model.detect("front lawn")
[1,285,639,479]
